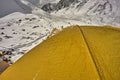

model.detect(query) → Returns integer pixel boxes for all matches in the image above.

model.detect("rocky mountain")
[0,0,120,18]
[41,0,119,17]
[42,0,88,12]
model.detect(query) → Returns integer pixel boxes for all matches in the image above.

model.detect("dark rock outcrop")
[0,61,9,74]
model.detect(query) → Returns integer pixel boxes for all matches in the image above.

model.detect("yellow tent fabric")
[0,26,120,80]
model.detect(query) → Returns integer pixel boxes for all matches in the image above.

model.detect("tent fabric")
[0,26,120,80]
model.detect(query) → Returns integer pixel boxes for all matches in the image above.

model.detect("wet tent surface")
[0,26,120,80]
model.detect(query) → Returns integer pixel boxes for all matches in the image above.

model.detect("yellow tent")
[0,26,120,80]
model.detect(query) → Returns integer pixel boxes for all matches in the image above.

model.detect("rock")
[41,3,56,13]
[1,32,5,35]
[4,35,13,39]
[1,27,5,30]
[22,29,26,31]
[0,61,9,74]
[33,26,39,28]
[0,38,2,41]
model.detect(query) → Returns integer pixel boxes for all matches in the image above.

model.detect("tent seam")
[78,26,104,80]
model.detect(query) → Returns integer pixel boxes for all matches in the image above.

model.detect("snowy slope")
[0,0,120,18]
[0,12,53,63]
[0,12,74,64]
[41,0,120,26]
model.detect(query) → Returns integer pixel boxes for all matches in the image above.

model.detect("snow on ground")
[0,11,75,64]
[0,12,53,64]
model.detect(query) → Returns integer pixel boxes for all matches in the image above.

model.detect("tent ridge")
[77,26,104,80]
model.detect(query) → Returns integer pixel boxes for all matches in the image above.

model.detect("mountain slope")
[0,12,53,63]
[41,0,120,16]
